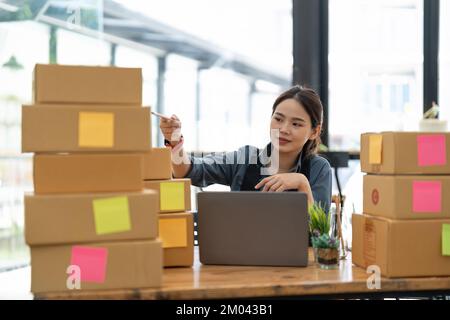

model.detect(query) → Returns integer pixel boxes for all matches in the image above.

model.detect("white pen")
[151,111,172,120]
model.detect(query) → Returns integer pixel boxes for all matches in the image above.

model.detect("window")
[57,29,110,66]
[116,0,292,151]
[329,0,424,150]
[0,0,293,269]
[439,0,450,121]
[0,20,50,270]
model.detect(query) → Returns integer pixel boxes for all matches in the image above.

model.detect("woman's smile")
[278,137,291,145]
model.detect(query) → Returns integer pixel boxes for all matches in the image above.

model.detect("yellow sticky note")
[369,134,382,164]
[79,112,114,148]
[159,218,187,248]
[160,182,185,211]
[443,224,450,256]
[93,196,131,235]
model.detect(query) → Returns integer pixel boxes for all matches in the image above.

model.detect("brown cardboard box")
[361,132,450,174]
[143,148,172,180]
[33,153,143,194]
[363,174,450,220]
[352,214,450,277]
[22,105,151,152]
[158,212,194,267]
[31,240,162,293]
[25,190,158,245]
[33,64,142,105]
[144,179,191,213]
[29,103,140,109]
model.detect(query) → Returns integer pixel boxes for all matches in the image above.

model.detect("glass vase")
[317,247,339,269]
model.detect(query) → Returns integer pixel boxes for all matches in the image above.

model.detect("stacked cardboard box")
[23,64,162,294]
[143,149,194,267]
[353,132,450,277]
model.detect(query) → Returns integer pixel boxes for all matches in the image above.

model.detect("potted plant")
[308,203,340,269]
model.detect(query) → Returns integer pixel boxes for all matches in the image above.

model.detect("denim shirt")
[185,145,332,212]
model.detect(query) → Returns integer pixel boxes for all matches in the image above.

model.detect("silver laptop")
[197,192,309,267]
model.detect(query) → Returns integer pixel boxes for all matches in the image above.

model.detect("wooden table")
[26,248,450,300]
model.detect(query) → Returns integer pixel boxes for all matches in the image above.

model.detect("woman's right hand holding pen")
[159,114,182,147]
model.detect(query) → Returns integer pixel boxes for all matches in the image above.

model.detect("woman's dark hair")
[272,85,323,158]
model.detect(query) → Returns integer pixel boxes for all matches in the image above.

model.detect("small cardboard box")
[361,132,450,174]
[363,174,450,220]
[352,214,450,278]
[25,190,158,246]
[31,240,162,293]
[33,64,142,105]
[22,105,151,152]
[158,212,194,267]
[33,153,143,194]
[144,179,191,213]
[143,148,172,180]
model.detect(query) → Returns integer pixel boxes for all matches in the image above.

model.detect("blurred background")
[0,0,447,271]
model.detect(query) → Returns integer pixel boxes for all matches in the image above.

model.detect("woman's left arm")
[255,159,332,211]
[308,160,332,212]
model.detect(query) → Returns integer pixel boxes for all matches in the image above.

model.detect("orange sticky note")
[159,218,187,248]
[369,134,382,164]
[79,112,114,148]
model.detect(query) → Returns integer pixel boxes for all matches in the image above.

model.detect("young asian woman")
[159,85,332,212]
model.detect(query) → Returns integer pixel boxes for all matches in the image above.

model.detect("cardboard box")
[158,212,194,267]
[31,240,162,293]
[22,105,151,152]
[29,103,140,109]
[33,153,143,194]
[352,214,450,277]
[143,148,172,180]
[33,64,142,105]
[144,179,191,213]
[361,132,450,174]
[25,190,158,245]
[363,174,450,220]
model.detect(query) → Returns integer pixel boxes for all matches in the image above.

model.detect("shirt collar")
[258,143,303,173]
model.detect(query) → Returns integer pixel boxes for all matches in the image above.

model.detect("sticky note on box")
[412,181,442,213]
[70,246,108,283]
[160,182,185,211]
[369,134,382,164]
[159,218,187,248]
[417,134,446,167]
[93,196,131,235]
[79,112,114,148]
[443,224,450,256]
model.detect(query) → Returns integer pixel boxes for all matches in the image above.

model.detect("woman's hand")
[159,114,182,145]
[255,173,314,205]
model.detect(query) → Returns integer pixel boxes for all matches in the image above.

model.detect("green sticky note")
[443,224,450,256]
[93,196,131,235]
[160,182,185,211]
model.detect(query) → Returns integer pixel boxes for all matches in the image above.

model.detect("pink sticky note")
[417,134,446,166]
[70,246,108,283]
[412,181,442,213]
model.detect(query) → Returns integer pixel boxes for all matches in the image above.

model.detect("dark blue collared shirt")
[185,144,332,212]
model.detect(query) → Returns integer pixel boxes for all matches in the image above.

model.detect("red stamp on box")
[372,189,379,205]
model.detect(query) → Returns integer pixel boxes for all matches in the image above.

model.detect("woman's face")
[270,98,320,154]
